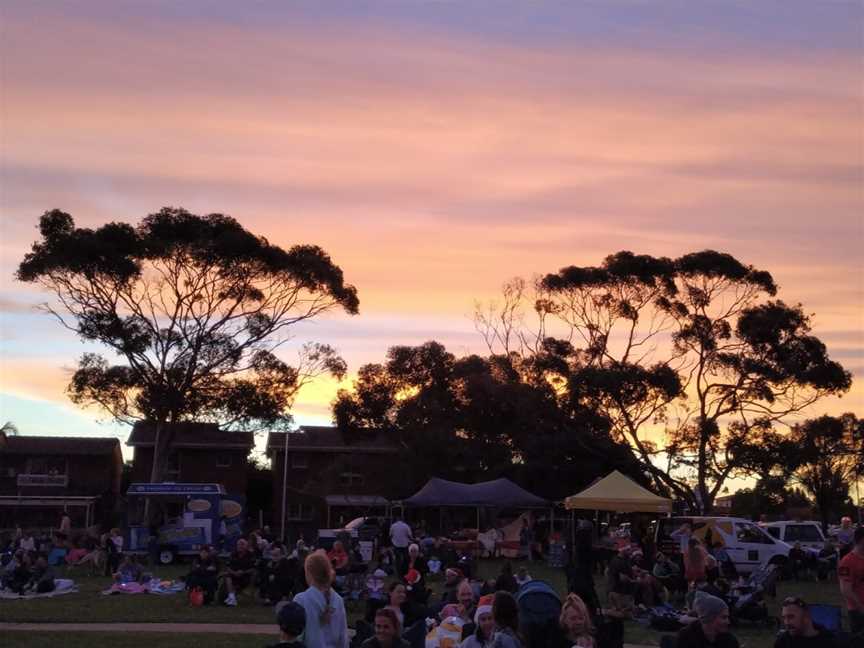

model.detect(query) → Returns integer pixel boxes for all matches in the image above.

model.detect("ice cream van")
[126,483,245,564]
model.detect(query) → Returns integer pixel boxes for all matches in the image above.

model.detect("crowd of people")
[4,512,864,647]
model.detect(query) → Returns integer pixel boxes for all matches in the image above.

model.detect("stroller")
[516,580,562,647]
[728,563,780,626]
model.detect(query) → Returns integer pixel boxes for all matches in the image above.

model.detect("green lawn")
[3,634,273,648]
[0,558,851,648]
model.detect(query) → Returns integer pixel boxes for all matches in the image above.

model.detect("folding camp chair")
[808,604,843,632]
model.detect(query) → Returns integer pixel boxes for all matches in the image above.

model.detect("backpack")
[189,587,204,607]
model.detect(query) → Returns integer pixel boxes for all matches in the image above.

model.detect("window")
[785,525,823,543]
[286,503,314,521]
[216,453,232,468]
[290,454,308,469]
[339,472,365,487]
[736,522,773,544]
[165,451,181,477]
[766,527,781,539]
[27,457,66,475]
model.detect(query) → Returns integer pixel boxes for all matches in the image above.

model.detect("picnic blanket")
[0,578,78,600]
[101,579,185,596]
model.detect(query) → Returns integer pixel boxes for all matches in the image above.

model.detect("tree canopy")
[474,250,851,512]
[18,207,358,480]
[333,341,647,499]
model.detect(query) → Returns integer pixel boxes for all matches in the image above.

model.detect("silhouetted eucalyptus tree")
[18,208,358,481]
[475,251,851,512]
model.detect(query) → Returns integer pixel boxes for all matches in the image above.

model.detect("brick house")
[266,426,402,540]
[0,431,123,530]
[127,421,254,496]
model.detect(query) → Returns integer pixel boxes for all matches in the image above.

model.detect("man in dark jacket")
[676,592,740,648]
[260,544,294,604]
[775,597,838,648]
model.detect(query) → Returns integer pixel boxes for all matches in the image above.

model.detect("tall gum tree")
[17,208,359,482]
[476,251,851,512]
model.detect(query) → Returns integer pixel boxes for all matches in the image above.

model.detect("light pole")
[280,431,289,541]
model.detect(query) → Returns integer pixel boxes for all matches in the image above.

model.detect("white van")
[652,516,791,573]
[764,521,826,552]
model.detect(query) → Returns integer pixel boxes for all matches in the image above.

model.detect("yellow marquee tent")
[564,470,672,513]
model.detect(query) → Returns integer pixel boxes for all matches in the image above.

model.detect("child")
[366,568,387,601]
[515,566,532,588]
[267,600,306,648]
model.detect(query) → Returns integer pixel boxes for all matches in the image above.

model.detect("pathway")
[0,623,655,647]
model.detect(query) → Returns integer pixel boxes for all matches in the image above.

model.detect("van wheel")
[159,549,175,565]
[768,555,787,566]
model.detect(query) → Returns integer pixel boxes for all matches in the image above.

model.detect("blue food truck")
[126,483,245,564]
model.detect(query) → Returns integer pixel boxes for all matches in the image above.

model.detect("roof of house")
[266,426,399,455]
[1,435,121,457]
[127,421,254,449]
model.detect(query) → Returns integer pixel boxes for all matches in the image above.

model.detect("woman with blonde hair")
[293,549,349,647]
[557,593,595,648]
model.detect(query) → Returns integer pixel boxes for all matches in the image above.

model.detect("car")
[652,516,791,573]
[764,521,827,552]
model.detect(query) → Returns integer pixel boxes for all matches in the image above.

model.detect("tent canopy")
[564,470,672,513]
[404,477,549,508]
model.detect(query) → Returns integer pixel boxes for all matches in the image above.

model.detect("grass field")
[0,558,851,648]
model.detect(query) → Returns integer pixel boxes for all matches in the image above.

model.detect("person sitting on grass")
[494,562,518,594]
[266,600,307,648]
[460,594,495,648]
[554,593,595,648]
[25,554,56,594]
[113,553,144,584]
[515,566,532,588]
[220,537,256,607]
[1,549,24,590]
[186,544,220,605]
[6,551,35,595]
[775,596,838,648]
[362,607,411,648]
[382,581,409,630]
[491,590,524,648]
[261,543,295,605]
[441,567,464,604]
[328,540,350,575]
[676,592,739,648]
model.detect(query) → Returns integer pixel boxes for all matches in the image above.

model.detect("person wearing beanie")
[676,592,739,648]
[266,600,306,648]
[460,594,495,648]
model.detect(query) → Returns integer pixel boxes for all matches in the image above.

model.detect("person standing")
[519,518,533,563]
[293,550,349,648]
[836,517,855,554]
[59,513,72,539]
[838,526,864,635]
[389,516,413,576]
[19,530,35,552]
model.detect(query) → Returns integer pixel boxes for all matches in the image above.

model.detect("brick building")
[128,421,254,496]
[266,426,402,540]
[0,431,123,530]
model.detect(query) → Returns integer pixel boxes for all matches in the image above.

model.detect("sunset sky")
[1,1,862,467]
